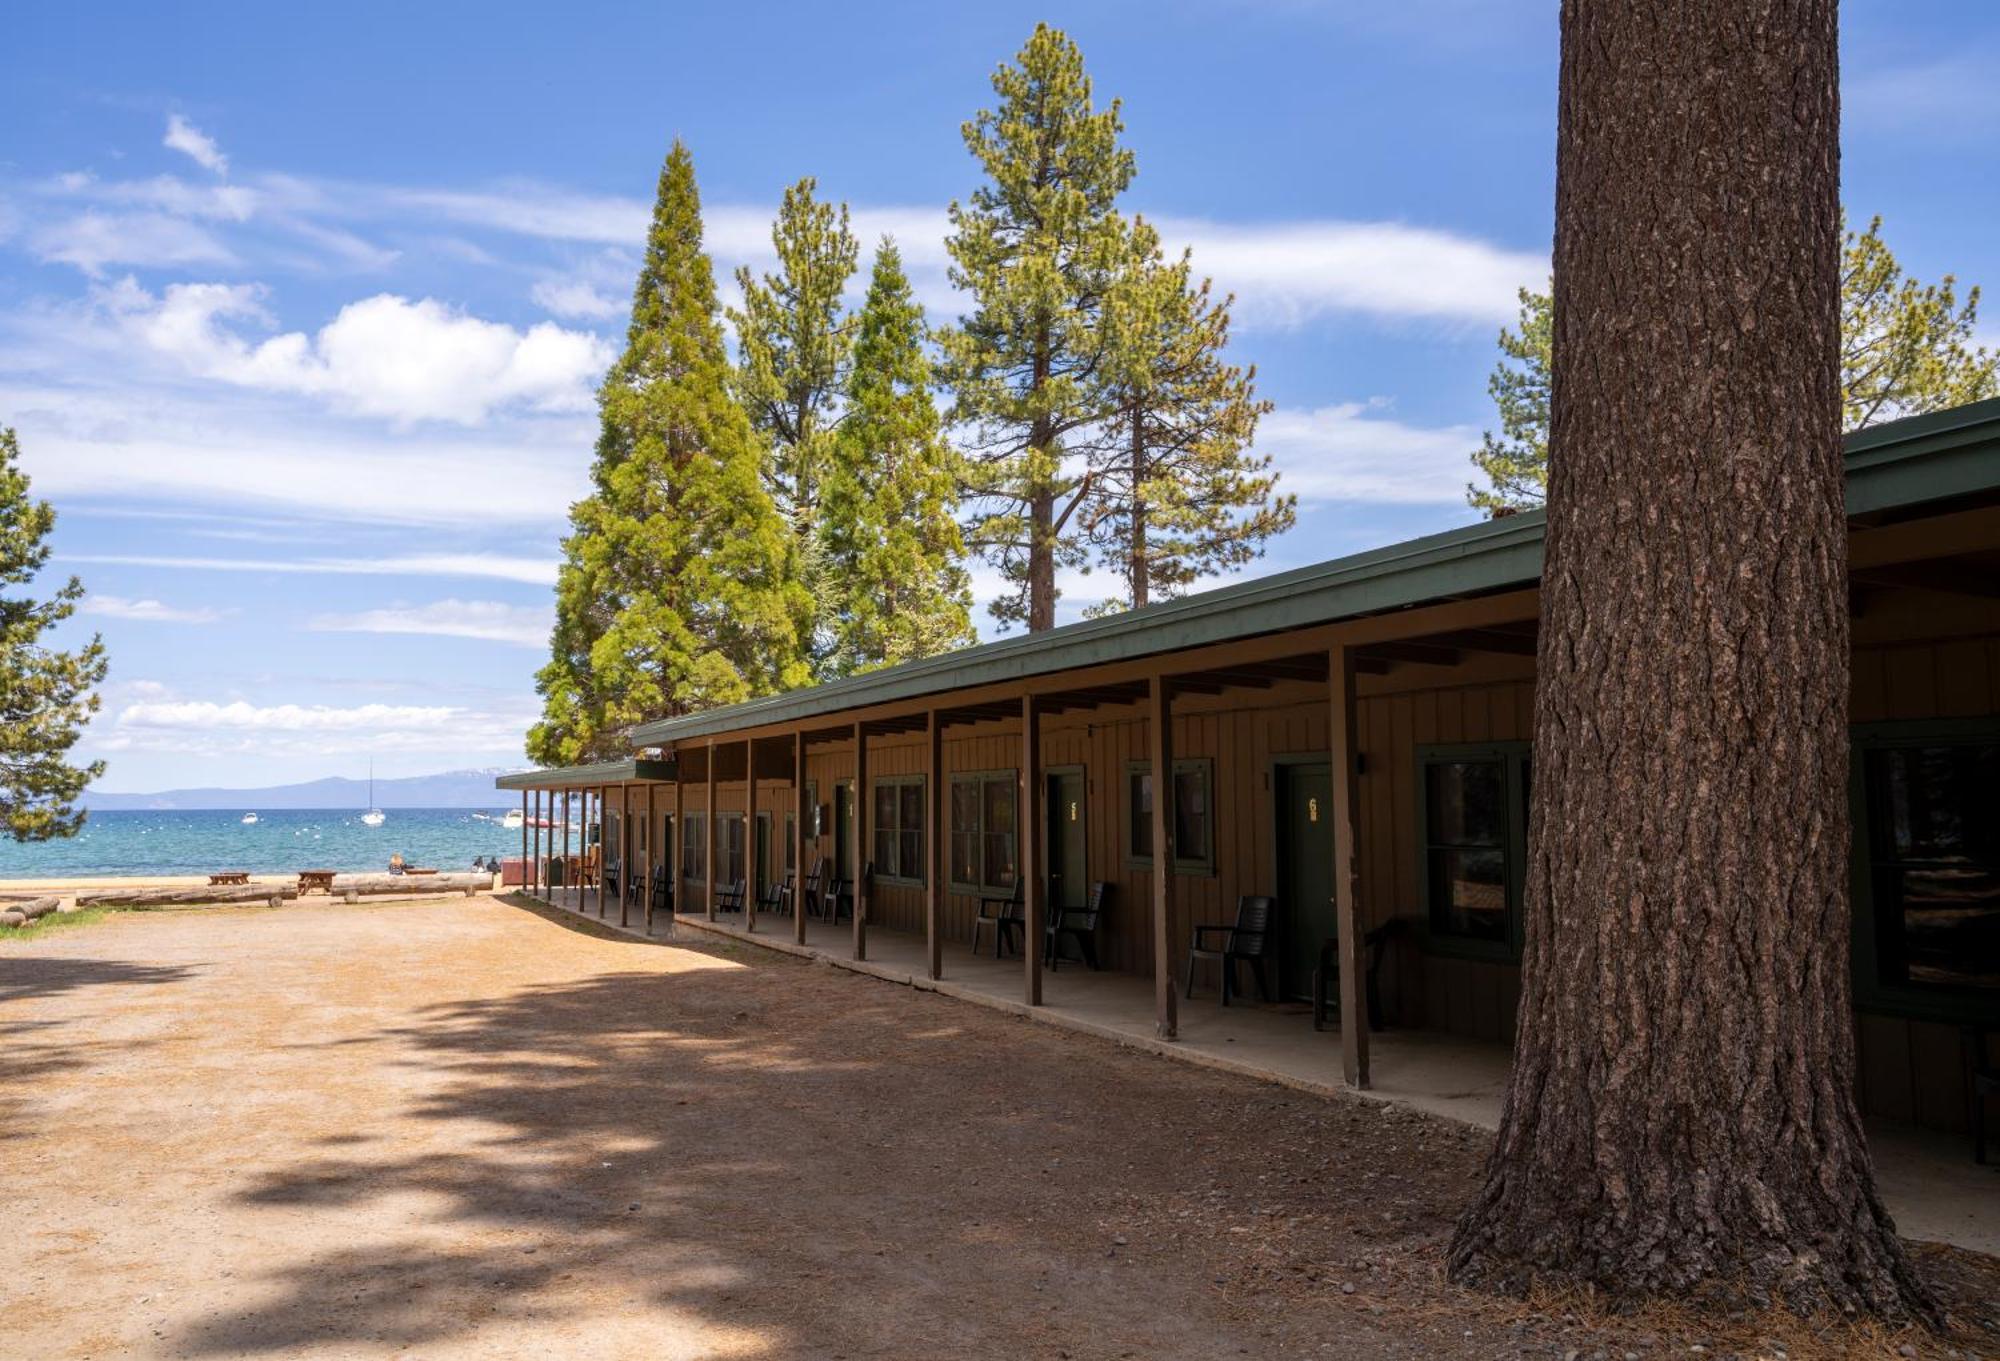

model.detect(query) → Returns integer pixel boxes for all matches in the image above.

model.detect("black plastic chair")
[1312,917,1414,1032]
[647,863,672,927]
[758,874,787,918]
[1185,895,1276,1005]
[1047,881,1111,971]
[716,878,746,913]
[971,879,1026,958]
[799,861,825,920]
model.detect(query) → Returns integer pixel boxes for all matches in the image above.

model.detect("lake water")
[0,808,537,879]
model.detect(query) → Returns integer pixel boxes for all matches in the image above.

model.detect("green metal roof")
[628,395,2000,749]
[495,757,676,792]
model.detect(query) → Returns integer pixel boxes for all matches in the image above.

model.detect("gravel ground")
[2,895,1992,1360]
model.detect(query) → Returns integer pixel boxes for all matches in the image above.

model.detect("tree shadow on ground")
[0,956,199,1006]
[177,913,1492,1360]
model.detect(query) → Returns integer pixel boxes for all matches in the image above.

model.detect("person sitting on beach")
[388,853,406,875]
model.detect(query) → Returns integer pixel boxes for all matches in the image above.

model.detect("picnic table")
[297,869,337,895]
[208,871,250,886]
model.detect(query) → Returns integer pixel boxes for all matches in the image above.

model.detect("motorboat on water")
[501,808,524,831]
[240,812,259,825]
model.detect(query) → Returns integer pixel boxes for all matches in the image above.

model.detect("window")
[1418,744,1530,958]
[719,813,746,887]
[1128,760,1215,871]
[680,813,707,884]
[872,776,926,885]
[1854,723,2000,1019]
[949,771,1017,894]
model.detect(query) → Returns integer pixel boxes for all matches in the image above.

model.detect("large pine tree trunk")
[1448,0,1936,1323]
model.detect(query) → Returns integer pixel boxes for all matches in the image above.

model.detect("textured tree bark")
[1448,0,1937,1324]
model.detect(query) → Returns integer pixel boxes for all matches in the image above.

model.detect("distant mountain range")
[83,768,527,811]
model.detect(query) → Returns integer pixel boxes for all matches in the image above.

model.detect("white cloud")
[120,699,456,732]
[96,692,534,761]
[60,552,560,586]
[309,598,552,647]
[164,114,229,175]
[100,280,610,424]
[1254,401,1481,504]
[531,278,622,320]
[80,594,229,624]
[29,211,235,275]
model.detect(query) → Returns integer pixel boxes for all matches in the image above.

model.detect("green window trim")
[1416,742,1530,963]
[1850,717,2000,1027]
[1126,758,1217,874]
[870,774,927,887]
[948,769,1018,896]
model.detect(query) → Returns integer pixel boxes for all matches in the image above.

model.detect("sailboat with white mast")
[360,761,386,828]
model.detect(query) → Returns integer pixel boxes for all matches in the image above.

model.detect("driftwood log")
[331,873,496,901]
[75,884,294,909]
[0,895,59,927]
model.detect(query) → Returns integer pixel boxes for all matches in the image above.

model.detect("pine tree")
[730,177,859,675]
[529,142,806,766]
[1469,215,1998,513]
[940,23,1137,632]
[821,240,976,673]
[1085,225,1293,613]
[0,427,107,840]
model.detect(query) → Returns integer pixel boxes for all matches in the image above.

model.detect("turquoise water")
[0,808,536,879]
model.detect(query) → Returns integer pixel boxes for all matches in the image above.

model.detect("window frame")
[680,811,708,885]
[948,769,1018,896]
[1125,758,1217,874]
[1415,741,1530,963]
[870,774,927,887]
[1850,717,2000,1027]
[716,811,746,887]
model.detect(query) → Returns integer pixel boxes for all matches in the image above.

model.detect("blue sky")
[3,1,1995,792]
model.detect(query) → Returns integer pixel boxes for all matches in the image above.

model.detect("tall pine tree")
[530,142,805,765]
[940,23,1137,632]
[821,240,975,673]
[1085,225,1292,613]
[0,426,106,840]
[730,178,859,676]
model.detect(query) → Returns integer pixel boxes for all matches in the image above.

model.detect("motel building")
[501,396,2000,1238]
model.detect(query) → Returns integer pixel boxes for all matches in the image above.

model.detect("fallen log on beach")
[332,873,496,901]
[0,896,61,927]
[76,884,294,909]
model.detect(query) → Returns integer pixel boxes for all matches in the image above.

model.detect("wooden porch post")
[852,722,867,961]
[562,790,572,911]
[1148,675,1179,1040]
[619,783,633,929]
[593,788,603,916]
[1329,642,1368,1090]
[793,731,808,946]
[705,741,717,922]
[671,767,683,925]
[746,739,760,934]
[519,790,527,891]
[644,781,657,933]
[531,789,541,900]
[925,710,943,981]
[1021,694,1044,1005]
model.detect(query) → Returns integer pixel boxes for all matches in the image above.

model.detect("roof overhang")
[495,758,676,792]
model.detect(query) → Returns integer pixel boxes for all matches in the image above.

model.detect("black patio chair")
[1312,917,1414,1033]
[971,878,1026,958]
[715,878,746,913]
[1184,895,1276,1005]
[1046,881,1111,971]
[829,863,872,923]
[758,874,788,918]
[647,863,672,926]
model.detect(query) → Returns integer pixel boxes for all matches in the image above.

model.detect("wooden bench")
[297,870,337,896]
[208,872,250,886]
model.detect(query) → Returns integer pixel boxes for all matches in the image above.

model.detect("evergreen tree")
[530,142,805,766]
[1469,215,1998,513]
[0,427,107,840]
[1085,226,1293,613]
[940,23,1138,632]
[821,241,976,672]
[730,178,859,674]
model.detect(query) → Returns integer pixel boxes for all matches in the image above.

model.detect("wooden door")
[1047,769,1087,910]
[1279,763,1336,1000]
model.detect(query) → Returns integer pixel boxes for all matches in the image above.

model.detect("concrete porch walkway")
[521,887,2000,1256]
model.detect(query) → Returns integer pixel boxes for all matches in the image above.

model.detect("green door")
[1047,770,1088,910]
[833,782,853,882]
[1279,763,1336,1000]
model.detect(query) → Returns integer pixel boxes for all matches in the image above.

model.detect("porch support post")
[519,790,528,891]
[671,767,684,924]
[1329,641,1369,1090]
[925,710,943,981]
[852,721,867,961]
[619,783,633,929]
[530,789,541,900]
[593,787,604,916]
[793,731,808,946]
[705,741,717,922]
[746,739,760,934]
[562,790,572,911]
[1021,694,1044,1005]
[1147,675,1178,1039]
[644,781,657,933]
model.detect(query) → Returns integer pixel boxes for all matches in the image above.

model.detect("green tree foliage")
[1468,215,1999,512]
[821,241,976,673]
[0,427,107,840]
[530,142,805,765]
[940,23,1138,632]
[1086,224,1292,613]
[730,178,859,673]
